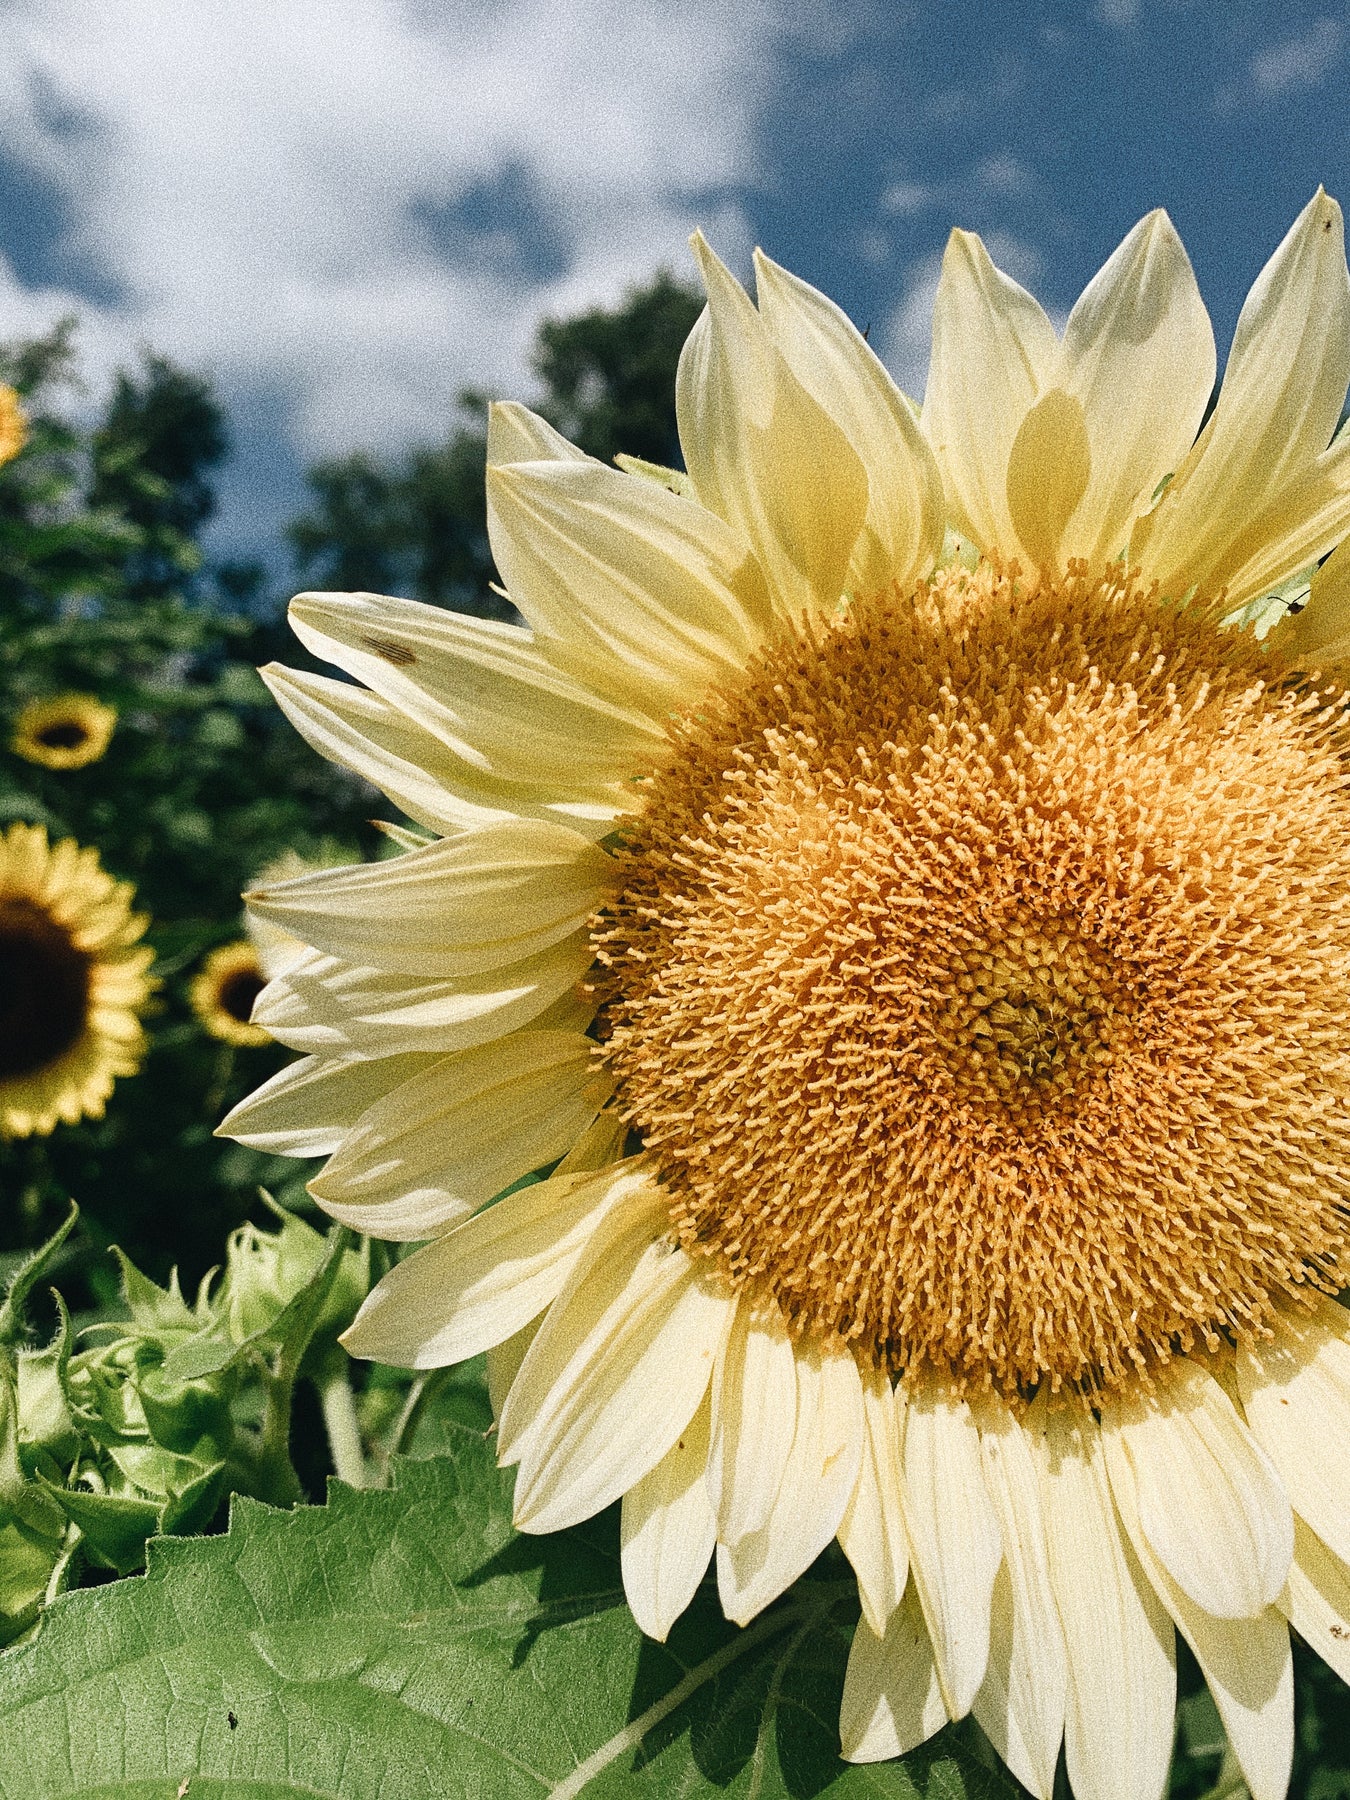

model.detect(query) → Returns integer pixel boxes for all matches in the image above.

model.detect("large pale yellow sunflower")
[0,823,153,1136]
[224,193,1350,1800]
[11,693,117,771]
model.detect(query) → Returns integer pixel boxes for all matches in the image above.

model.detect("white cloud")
[1248,17,1344,95]
[1094,0,1140,28]
[0,0,797,481]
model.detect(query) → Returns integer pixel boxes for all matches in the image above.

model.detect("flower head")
[190,941,270,1047]
[226,194,1350,1800]
[11,694,117,771]
[0,385,25,468]
[0,823,153,1136]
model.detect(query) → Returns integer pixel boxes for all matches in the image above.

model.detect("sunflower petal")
[837,1364,910,1637]
[678,234,869,619]
[217,1049,439,1155]
[487,400,589,466]
[621,1392,716,1642]
[501,1190,731,1532]
[707,1299,799,1546]
[339,1161,648,1367]
[899,1380,1002,1720]
[922,228,1058,555]
[839,1582,948,1763]
[1101,1357,1292,1618]
[309,1029,610,1239]
[752,248,944,596]
[1282,1517,1350,1687]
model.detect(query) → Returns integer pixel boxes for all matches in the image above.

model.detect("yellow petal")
[309,1029,610,1239]
[839,1581,948,1763]
[1237,1296,1350,1567]
[1032,1399,1176,1800]
[488,456,771,711]
[752,247,944,597]
[1132,189,1350,597]
[1281,1516,1350,1687]
[486,1315,541,1421]
[971,1395,1066,1800]
[921,227,1058,555]
[1108,1419,1294,1800]
[1055,209,1215,569]
[1201,436,1350,613]
[339,1160,648,1367]
[620,1391,716,1642]
[501,1190,732,1532]
[837,1363,909,1638]
[1004,388,1091,572]
[1271,531,1350,666]
[899,1379,1002,1720]
[487,399,589,466]
[707,1299,798,1546]
[246,820,611,980]
[1101,1357,1292,1618]
[217,1049,438,1156]
[714,1339,863,1625]
[678,233,869,620]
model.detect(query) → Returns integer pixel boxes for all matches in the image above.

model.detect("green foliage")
[0,1398,1018,1798]
[0,1206,369,1642]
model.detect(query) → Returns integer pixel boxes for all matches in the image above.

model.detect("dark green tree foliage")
[0,325,375,1297]
[287,270,702,614]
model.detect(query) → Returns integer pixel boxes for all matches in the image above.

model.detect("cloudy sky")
[1,0,1347,573]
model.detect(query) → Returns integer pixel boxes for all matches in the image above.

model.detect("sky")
[0,0,1347,578]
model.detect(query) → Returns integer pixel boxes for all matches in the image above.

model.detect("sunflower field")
[2,215,1350,1800]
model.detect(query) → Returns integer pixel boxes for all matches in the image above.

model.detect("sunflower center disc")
[0,898,92,1080]
[594,561,1350,1396]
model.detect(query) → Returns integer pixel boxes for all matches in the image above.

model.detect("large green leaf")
[0,1399,1018,1799]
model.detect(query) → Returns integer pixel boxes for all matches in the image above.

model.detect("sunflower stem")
[319,1368,369,1489]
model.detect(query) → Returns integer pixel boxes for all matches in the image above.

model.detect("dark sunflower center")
[36,721,88,751]
[0,899,92,1079]
[218,967,264,1024]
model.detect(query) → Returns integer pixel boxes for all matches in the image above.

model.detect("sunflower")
[0,384,24,467]
[11,694,117,771]
[190,941,271,1047]
[224,192,1350,1800]
[0,823,153,1137]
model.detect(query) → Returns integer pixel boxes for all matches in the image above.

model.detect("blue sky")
[0,0,1346,577]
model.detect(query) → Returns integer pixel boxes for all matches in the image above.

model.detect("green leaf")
[0,1413,1017,1798]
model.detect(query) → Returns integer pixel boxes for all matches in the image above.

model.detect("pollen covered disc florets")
[595,560,1350,1396]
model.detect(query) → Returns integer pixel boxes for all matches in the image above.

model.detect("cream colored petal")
[971,1394,1066,1800]
[487,400,589,466]
[1237,1296,1350,1567]
[839,1581,948,1763]
[1032,1398,1175,1800]
[1199,438,1350,613]
[837,1363,909,1637]
[1056,209,1216,568]
[252,937,593,1059]
[715,1339,864,1626]
[488,456,771,711]
[487,1315,542,1421]
[621,1391,716,1642]
[500,1190,732,1533]
[1004,387,1091,573]
[677,234,869,620]
[1132,190,1350,596]
[1101,1356,1292,1619]
[1109,1424,1293,1800]
[899,1380,1002,1721]
[339,1161,649,1366]
[309,1029,611,1240]
[921,227,1058,555]
[1271,530,1350,666]
[288,589,665,793]
[707,1299,798,1546]
[1282,1517,1350,1688]
[261,661,629,838]
[217,1049,437,1156]
[752,248,944,596]
[247,821,611,980]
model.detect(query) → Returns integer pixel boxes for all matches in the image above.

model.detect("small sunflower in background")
[0,822,154,1138]
[190,941,271,1047]
[0,383,25,467]
[11,694,117,771]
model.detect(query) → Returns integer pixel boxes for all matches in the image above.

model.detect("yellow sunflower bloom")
[0,823,153,1137]
[0,384,24,467]
[190,941,271,1047]
[11,694,117,771]
[224,191,1350,1800]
